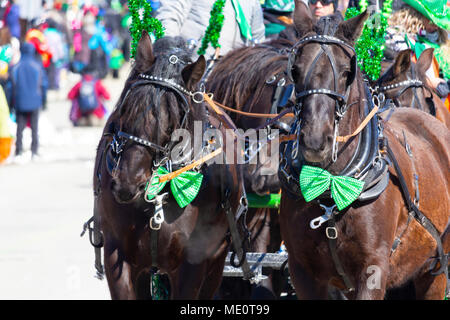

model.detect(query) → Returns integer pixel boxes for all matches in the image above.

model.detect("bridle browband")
[287,34,357,118]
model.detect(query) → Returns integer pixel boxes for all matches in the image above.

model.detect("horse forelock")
[114,37,196,140]
[207,41,292,115]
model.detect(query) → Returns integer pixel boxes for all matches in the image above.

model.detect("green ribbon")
[230,0,253,41]
[145,167,204,208]
[299,165,365,211]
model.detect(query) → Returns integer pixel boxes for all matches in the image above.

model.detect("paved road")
[0,68,130,299]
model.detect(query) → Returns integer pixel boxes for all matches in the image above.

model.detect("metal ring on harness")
[230,251,246,268]
[192,91,205,104]
[89,228,104,248]
[81,218,104,248]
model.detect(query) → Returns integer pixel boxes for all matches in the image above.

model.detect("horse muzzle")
[111,180,147,204]
[299,131,333,164]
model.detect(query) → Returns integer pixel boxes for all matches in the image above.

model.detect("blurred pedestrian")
[262,0,296,39]
[67,67,110,127]
[3,0,20,39]
[0,84,13,164]
[386,0,450,102]
[43,19,67,89]
[25,20,53,69]
[10,42,48,162]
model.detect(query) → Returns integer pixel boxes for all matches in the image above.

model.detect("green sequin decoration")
[128,0,165,58]
[197,0,226,56]
[345,0,393,81]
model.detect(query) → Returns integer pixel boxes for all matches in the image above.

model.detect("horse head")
[376,48,436,115]
[289,2,368,167]
[108,31,206,204]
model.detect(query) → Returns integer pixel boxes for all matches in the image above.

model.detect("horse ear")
[416,48,434,76]
[335,10,369,46]
[135,30,155,72]
[182,55,206,91]
[393,49,411,77]
[293,0,313,37]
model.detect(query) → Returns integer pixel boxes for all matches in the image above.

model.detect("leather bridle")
[287,34,359,163]
[106,55,208,176]
[378,63,436,115]
[287,34,358,118]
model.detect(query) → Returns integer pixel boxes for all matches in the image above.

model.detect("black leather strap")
[385,142,448,290]
[327,213,355,293]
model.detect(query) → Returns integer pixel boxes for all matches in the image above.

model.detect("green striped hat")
[262,0,295,12]
[403,0,450,30]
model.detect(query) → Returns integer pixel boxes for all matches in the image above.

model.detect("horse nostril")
[138,183,146,193]
[327,135,333,144]
[117,189,134,202]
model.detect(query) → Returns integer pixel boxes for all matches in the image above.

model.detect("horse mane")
[206,38,293,116]
[112,36,199,141]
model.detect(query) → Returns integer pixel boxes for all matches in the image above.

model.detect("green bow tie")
[299,165,365,211]
[145,167,204,208]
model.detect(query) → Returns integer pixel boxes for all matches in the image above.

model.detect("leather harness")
[279,31,448,295]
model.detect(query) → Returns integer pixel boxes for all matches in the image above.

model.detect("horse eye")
[341,70,351,77]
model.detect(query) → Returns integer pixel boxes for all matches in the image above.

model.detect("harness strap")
[336,104,379,143]
[158,148,222,183]
[220,164,255,282]
[80,200,105,279]
[150,228,158,267]
[205,94,295,119]
[385,142,448,295]
[327,213,355,293]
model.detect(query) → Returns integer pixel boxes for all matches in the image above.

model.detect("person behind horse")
[10,42,48,162]
[155,0,266,60]
[308,0,339,19]
[386,0,450,107]
[261,0,297,39]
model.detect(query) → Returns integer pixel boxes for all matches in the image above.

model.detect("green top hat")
[402,0,450,30]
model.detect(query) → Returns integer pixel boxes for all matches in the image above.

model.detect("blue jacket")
[11,43,48,112]
[5,4,20,39]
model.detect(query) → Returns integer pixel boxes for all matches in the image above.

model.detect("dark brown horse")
[206,38,295,299]
[92,32,247,299]
[278,2,449,300]
[376,48,450,129]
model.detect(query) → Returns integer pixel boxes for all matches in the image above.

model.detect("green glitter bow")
[299,165,365,211]
[128,0,165,58]
[145,167,204,208]
[197,0,226,56]
[345,0,393,81]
